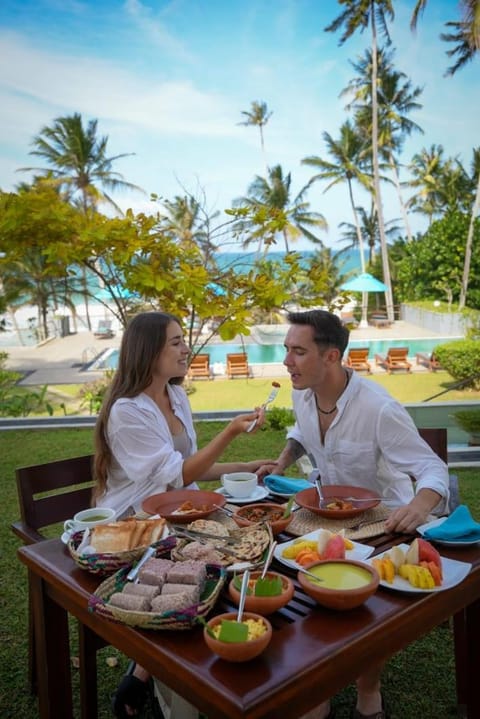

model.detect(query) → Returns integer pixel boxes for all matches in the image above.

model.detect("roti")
[230,527,270,561]
[187,520,230,537]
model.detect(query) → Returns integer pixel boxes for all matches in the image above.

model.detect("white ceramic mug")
[63,507,116,534]
[221,472,258,498]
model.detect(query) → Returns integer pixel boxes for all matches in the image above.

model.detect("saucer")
[214,485,269,504]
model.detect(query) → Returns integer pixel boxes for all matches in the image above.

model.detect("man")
[259,310,449,719]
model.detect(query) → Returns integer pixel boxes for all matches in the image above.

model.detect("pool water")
[89,337,457,370]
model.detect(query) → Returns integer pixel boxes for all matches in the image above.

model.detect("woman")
[93,311,270,718]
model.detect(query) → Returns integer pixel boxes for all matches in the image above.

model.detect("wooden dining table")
[17,530,480,719]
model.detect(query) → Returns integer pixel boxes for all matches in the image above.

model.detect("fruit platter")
[368,538,472,593]
[273,528,374,571]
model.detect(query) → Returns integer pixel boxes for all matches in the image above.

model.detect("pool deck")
[3,320,459,386]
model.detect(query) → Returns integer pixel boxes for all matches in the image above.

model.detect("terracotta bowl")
[228,571,295,615]
[294,485,380,519]
[297,559,380,611]
[203,611,272,662]
[232,503,293,536]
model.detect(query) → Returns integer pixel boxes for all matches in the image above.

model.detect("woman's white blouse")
[97,385,197,516]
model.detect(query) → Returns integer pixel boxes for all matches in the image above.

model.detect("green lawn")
[2,426,478,718]
[46,371,480,416]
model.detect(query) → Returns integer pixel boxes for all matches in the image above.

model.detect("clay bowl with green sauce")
[203,611,272,662]
[228,570,295,615]
[298,559,380,610]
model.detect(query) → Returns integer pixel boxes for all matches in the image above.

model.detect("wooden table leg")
[78,623,99,719]
[455,598,480,718]
[29,569,73,718]
[453,609,467,714]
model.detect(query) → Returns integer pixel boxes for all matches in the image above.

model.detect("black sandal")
[112,673,150,718]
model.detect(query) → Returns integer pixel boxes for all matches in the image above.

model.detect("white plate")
[367,543,472,593]
[274,529,374,571]
[214,485,270,504]
[417,517,480,547]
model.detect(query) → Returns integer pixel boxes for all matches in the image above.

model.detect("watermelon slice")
[320,534,346,560]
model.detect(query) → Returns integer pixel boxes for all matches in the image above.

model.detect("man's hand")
[256,463,281,481]
[384,488,442,534]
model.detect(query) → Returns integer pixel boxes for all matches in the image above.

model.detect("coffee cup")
[63,507,116,535]
[221,472,258,498]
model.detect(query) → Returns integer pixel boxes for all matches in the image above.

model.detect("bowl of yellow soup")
[203,611,272,662]
[297,559,380,610]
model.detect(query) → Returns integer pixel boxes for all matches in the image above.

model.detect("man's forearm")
[275,439,306,473]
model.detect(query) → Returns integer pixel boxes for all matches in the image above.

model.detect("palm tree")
[325,0,396,323]
[339,203,401,265]
[407,145,448,224]
[302,121,371,272]
[238,101,273,174]
[160,194,218,258]
[343,47,424,243]
[20,113,143,328]
[235,164,327,254]
[411,0,480,307]
[20,113,143,216]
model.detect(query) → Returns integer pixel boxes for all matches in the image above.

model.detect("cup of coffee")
[63,507,116,535]
[221,472,258,499]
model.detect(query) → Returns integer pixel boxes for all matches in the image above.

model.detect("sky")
[1,0,479,252]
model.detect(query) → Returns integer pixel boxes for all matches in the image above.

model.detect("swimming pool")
[89,337,459,370]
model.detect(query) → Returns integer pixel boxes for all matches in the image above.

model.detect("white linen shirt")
[96,385,198,517]
[287,370,449,513]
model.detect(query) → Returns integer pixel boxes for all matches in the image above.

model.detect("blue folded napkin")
[263,474,312,495]
[423,505,480,542]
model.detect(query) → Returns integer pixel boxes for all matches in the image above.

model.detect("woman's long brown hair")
[93,311,183,501]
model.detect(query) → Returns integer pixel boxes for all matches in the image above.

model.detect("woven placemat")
[287,504,391,540]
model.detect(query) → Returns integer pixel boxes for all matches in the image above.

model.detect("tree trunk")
[459,170,480,309]
[388,153,414,243]
[370,6,394,322]
[347,178,368,326]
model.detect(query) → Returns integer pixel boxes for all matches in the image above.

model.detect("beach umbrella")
[340,272,387,293]
[340,273,388,328]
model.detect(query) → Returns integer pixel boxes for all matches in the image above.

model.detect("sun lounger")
[369,313,392,329]
[93,319,115,339]
[374,347,412,374]
[187,354,212,380]
[415,352,442,372]
[344,348,371,374]
[226,352,251,379]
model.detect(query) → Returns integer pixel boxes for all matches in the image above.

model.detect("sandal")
[112,674,149,718]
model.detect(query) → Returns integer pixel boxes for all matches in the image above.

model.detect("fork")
[246,383,280,432]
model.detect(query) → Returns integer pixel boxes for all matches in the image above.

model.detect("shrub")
[0,352,53,417]
[79,370,115,414]
[434,340,480,389]
[264,406,295,431]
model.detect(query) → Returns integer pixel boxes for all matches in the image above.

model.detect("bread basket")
[89,540,226,630]
[68,532,177,576]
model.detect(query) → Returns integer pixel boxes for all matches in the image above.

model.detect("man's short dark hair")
[287,310,349,356]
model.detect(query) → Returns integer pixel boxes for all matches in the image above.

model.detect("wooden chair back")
[11,454,102,699]
[417,427,459,511]
[12,454,95,544]
[226,352,250,378]
[187,353,211,380]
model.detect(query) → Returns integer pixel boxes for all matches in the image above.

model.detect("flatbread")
[230,527,270,561]
[187,519,229,537]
